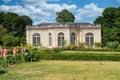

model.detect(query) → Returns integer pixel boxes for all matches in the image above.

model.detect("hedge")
[38,53,120,61]
[75,48,120,52]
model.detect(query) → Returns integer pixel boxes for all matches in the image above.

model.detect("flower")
[13,47,18,57]
[3,48,7,59]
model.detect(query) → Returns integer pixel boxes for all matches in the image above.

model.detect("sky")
[0,0,120,25]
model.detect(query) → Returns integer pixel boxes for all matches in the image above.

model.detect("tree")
[94,7,120,45]
[0,24,7,44]
[0,12,4,24]
[3,12,19,32]
[0,12,33,38]
[93,16,103,27]
[0,24,7,39]
[21,15,32,25]
[2,33,20,47]
[56,9,75,23]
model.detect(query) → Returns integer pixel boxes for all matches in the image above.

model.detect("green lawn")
[1,60,120,80]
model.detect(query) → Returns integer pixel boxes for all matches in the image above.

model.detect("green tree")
[0,24,7,39]
[3,12,19,32]
[0,12,4,24]
[2,33,20,47]
[0,12,33,38]
[21,15,32,25]
[0,24,7,44]
[93,16,103,27]
[94,7,120,45]
[56,9,75,23]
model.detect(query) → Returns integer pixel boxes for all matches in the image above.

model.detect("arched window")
[48,33,52,46]
[85,33,94,46]
[58,32,64,47]
[33,33,40,45]
[71,33,75,45]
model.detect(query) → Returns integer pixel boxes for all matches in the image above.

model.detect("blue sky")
[0,0,120,25]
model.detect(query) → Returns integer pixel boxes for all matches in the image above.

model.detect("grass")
[1,60,120,80]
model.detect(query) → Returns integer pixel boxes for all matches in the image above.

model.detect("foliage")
[56,9,75,23]
[93,16,103,27]
[1,33,20,47]
[75,48,120,52]
[0,24,7,39]
[66,45,78,50]
[106,41,119,49]
[94,7,120,45]
[0,12,32,38]
[78,42,85,48]
[118,44,120,49]
[0,12,4,24]
[94,42,102,48]
[38,53,120,61]
[26,52,40,62]
[0,24,7,44]
[40,48,64,54]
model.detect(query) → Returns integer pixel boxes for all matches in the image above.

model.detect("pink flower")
[13,47,18,57]
[3,48,7,59]
[0,47,2,55]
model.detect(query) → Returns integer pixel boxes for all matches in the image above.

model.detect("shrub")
[39,53,120,61]
[78,42,85,48]
[66,45,77,50]
[95,42,102,48]
[26,52,40,62]
[106,41,119,49]
[118,44,120,49]
[75,48,120,52]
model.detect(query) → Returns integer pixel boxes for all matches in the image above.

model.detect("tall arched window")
[58,32,64,47]
[48,33,52,46]
[33,33,40,45]
[85,33,94,46]
[71,33,75,45]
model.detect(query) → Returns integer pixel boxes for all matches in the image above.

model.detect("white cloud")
[75,3,104,21]
[0,0,77,25]
[0,5,27,15]
[2,0,11,3]
[0,1,104,25]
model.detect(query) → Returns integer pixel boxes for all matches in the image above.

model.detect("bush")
[118,44,120,49]
[39,53,120,61]
[26,52,40,62]
[75,48,120,52]
[95,42,102,48]
[106,41,119,49]
[78,42,85,48]
[66,45,78,50]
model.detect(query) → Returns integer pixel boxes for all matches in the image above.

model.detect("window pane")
[58,33,64,47]
[85,37,89,46]
[85,33,94,46]
[33,33,40,46]
[90,37,94,46]
[49,37,52,46]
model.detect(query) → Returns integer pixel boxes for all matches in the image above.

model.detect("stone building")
[26,22,101,48]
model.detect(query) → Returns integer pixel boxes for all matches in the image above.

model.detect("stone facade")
[26,22,101,48]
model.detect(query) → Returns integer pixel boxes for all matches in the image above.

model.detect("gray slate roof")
[26,22,101,29]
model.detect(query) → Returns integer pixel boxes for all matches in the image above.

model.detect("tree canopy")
[56,9,75,23]
[94,7,120,45]
[0,12,32,37]
[0,12,32,46]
